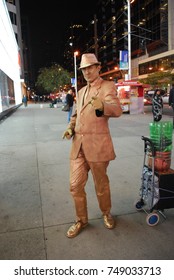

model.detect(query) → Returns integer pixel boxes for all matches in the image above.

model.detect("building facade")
[5,0,24,80]
[63,0,174,86]
[0,0,23,116]
[96,0,172,82]
[138,0,174,79]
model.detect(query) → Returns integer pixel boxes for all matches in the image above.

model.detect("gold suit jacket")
[69,78,122,162]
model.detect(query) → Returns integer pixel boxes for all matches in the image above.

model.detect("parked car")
[144,91,153,105]
[162,93,169,104]
[144,90,169,105]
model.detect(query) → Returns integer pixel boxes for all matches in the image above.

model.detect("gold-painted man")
[63,53,122,238]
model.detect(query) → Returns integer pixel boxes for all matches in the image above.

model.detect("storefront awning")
[116,80,150,87]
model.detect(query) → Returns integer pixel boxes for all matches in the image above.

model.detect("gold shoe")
[66,221,88,238]
[103,214,115,229]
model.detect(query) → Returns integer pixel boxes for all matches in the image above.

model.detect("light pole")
[93,14,98,58]
[74,51,78,98]
[127,0,131,80]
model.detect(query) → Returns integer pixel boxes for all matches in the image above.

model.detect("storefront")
[0,0,22,116]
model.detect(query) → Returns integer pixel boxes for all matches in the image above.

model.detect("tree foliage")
[139,71,174,89]
[36,65,71,93]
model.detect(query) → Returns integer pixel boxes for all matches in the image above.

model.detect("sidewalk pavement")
[0,103,174,260]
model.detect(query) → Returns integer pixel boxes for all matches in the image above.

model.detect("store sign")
[71,78,75,86]
[119,50,128,70]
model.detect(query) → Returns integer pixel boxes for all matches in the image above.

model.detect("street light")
[127,0,131,80]
[127,0,135,80]
[74,51,79,98]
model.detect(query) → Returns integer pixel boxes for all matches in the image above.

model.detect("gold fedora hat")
[79,53,101,69]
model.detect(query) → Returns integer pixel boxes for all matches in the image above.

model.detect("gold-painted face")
[81,64,101,83]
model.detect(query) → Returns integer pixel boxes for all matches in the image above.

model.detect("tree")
[139,71,174,89]
[36,65,71,93]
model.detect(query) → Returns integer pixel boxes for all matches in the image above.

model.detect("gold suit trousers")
[70,147,111,224]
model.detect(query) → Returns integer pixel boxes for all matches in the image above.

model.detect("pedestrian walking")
[66,89,74,123]
[62,53,122,238]
[152,89,163,122]
[22,95,28,107]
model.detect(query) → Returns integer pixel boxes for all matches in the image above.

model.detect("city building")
[97,0,173,82]
[0,0,23,117]
[5,0,24,81]
[63,0,174,87]
[5,0,34,96]
[131,0,173,81]
[63,23,85,72]
[20,13,34,91]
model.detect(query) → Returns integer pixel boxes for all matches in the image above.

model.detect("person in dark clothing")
[152,89,163,122]
[50,98,57,108]
[22,95,28,107]
[169,84,174,128]
[66,89,74,123]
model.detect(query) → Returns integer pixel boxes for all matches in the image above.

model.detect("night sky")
[20,0,99,73]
